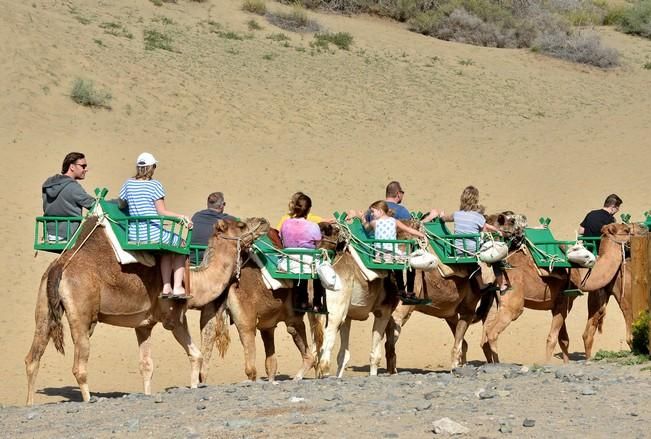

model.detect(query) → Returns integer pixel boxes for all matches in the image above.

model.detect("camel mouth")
[240,217,270,246]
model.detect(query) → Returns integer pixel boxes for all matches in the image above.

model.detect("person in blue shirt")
[190,192,236,265]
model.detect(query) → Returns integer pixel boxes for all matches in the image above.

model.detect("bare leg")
[171,316,202,388]
[199,302,218,383]
[135,326,155,395]
[160,254,173,295]
[25,279,50,406]
[172,254,186,295]
[260,328,278,382]
[336,317,352,378]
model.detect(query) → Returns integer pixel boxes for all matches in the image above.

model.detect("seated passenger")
[41,152,95,241]
[436,185,509,294]
[119,152,193,300]
[190,192,236,265]
[280,193,325,313]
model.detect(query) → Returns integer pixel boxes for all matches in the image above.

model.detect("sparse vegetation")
[532,31,619,68]
[150,0,163,6]
[70,78,112,109]
[144,28,174,51]
[262,52,277,60]
[100,22,133,39]
[216,31,244,40]
[242,0,267,15]
[594,350,649,365]
[616,0,651,39]
[631,311,650,355]
[644,61,651,69]
[266,5,320,32]
[313,32,354,50]
[458,58,474,66]
[152,15,176,25]
[247,19,263,30]
[267,32,290,41]
[226,47,241,55]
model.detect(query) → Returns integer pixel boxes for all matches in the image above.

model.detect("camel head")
[318,222,347,253]
[600,222,648,243]
[486,210,528,248]
[212,217,270,249]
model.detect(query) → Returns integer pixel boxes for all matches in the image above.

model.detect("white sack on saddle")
[409,249,439,271]
[566,243,596,268]
[478,241,508,264]
[347,245,386,281]
[317,261,342,291]
[277,254,314,275]
[93,205,155,267]
[251,252,292,290]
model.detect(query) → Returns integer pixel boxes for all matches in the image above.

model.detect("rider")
[579,194,622,238]
[190,192,236,264]
[42,152,95,240]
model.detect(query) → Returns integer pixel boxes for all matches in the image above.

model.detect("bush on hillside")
[532,30,619,67]
[314,31,354,50]
[243,0,267,15]
[70,79,112,109]
[616,0,651,38]
[266,5,321,32]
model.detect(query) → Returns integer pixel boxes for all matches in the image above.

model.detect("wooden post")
[630,234,650,348]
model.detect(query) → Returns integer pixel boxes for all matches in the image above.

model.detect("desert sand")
[1,0,649,406]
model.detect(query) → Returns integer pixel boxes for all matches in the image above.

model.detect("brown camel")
[25,216,268,405]
[569,223,646,358]
[197,225,338,383]
[385,264,481,372]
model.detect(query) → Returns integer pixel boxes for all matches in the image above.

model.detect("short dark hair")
[61,152,85,174]
[292,194,312,218]
[207,192,225,210]
[385,181,403,198]
[603,194,623,208]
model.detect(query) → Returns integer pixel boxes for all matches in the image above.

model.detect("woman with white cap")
[119,152,193,299]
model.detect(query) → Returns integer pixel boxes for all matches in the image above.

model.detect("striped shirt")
[119,179,168,242]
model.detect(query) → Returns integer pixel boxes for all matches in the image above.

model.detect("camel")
[384,264,481,372]
[569,222,646,358]
[197,225,339,383]
[25,215,268,405]
[481,220,646,365]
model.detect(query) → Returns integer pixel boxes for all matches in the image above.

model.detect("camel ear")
[215,219,229,233]
[319,222,333,237]
[497,214,506,226]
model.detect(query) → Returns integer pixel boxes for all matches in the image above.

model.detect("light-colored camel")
[569,223,646,358]
[25,216,268,405]
[198,225,338,383]
[385,265,481,372]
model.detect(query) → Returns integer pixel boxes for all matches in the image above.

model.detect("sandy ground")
[1,0,649,406]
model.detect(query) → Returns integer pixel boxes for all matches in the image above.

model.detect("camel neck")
[188,242,238,308]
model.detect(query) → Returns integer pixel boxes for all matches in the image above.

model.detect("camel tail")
[46,263,65,354]
[214,300,230,358]
[473,291,497,324]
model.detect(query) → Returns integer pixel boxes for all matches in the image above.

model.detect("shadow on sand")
[37,386,129,402]
[554,351,587,362]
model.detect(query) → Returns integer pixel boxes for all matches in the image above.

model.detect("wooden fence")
[630,232,651,353]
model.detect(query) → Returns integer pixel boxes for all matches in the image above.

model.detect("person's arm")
[421,209,441,222]
[482,222,503,236]
[438,210,454,222]
[396,220,425,238]
[154,198,193,228]
[71,184,96,210]
[578,225,586,235]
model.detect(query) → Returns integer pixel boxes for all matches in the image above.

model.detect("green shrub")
[267,32,290,41]
[617,0,651,39]
[266,5,321,32]
[100,22,133,39]
[70,78,112,109]
[248,19,263,30]
[243,0,267,15]
[632,310,650,355]
[644,61,651,69]
[144,29,174,51]
[216,31,244,40]
[313,32,354,50]
[594,350,649,364]
[532,30,619,68]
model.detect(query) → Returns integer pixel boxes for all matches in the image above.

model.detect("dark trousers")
[393,269,415,293]
[293,279,325,307]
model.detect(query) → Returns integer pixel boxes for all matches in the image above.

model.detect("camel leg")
[385,304,415,374]
[612,276,633,349]
[480,297,499,363]
[171,316,202,388]
[335,317,352,378]
[260,328,278,382]
[67,313,93,402]
[583,289,609,358]
[25,279,50,406]
[446,316,468,367]
[369,309,392,376]
[286,319,314,381]
[559,322,570,361]
[199,302,218,383]
[135,326,155,395]
[483,299,523,364]
[546,298,572,364]
[235,322,257,381]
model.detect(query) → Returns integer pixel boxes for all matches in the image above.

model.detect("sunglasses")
[75,163,88,169]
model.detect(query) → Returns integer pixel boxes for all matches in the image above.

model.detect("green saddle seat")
[252,234,333,280]
[333,212,416,270]
[422,218,480,265]
[523,223,572,269]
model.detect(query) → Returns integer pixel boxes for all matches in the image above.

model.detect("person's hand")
[180,215,193,229]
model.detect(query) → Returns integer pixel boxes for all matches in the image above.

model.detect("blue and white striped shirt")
[119,179,166,242]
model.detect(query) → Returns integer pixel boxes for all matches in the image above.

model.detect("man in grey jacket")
[42,152,95,238]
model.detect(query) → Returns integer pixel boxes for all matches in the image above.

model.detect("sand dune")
[1,0,649,405]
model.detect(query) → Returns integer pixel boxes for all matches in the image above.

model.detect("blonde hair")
[287,191,305,216]
[369,200,395,217]
[134,165,156,180]
[459,185,485,213]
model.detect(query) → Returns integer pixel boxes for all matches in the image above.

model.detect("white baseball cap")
[136,152,157,167]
